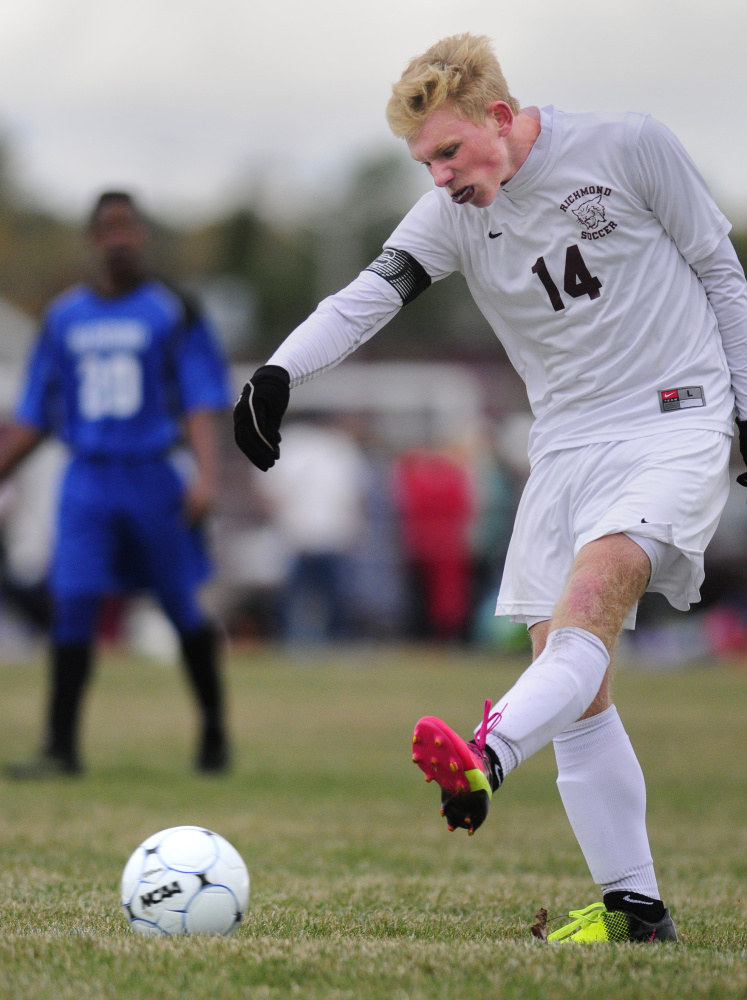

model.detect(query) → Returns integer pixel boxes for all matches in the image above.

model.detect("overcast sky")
[1,0,745,225]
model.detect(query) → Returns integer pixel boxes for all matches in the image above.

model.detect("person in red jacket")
[394,447,474,642]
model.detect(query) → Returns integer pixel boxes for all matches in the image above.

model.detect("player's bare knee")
[564,571,609,617]
[564,537,648,611]
[584,534,650,588]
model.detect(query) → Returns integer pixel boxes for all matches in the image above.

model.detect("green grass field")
[1,645,746,999]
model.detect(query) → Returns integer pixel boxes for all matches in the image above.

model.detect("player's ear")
[486,101,513,136]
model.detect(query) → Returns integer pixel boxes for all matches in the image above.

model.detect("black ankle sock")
[603,890,665,923]
[179,623,225,731]
[47,642,94,763]
[483,744,504,789]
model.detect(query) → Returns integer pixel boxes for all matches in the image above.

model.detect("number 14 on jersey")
[532,244,602,312]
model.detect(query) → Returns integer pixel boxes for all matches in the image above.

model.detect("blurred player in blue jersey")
[0,191,233,777]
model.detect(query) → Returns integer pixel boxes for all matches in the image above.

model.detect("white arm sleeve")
[635,116,731,264]
[267,192,458,387]
[267,270,402,387]
[692,235,747,420]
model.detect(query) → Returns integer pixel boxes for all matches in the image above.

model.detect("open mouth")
[451,185,475,205]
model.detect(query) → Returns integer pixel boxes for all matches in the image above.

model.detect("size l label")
[659,386,705,412]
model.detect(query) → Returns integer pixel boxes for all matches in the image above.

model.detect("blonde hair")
[386,33,520,141]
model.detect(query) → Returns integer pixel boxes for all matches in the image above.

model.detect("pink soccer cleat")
[412,699,503,835]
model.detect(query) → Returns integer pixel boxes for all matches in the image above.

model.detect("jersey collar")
[500,106,562,201]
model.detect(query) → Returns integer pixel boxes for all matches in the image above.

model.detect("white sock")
[553,705,659,898]
[480,626,609,778]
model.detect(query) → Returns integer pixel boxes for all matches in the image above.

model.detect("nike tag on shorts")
[659,386,705,412]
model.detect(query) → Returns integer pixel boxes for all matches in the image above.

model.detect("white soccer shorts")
[495,428,731,630]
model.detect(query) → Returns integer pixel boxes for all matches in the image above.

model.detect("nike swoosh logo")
[488,231,502,239]
[623,895,654,905]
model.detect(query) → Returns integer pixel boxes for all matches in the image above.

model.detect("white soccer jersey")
[269,107,739,463]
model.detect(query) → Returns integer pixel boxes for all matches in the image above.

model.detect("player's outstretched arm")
[232,268,405,470]
[233,365,290,472]
[0,423,44,482]
[233,248,436,470]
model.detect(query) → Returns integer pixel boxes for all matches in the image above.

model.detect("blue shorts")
[51,454,211,600]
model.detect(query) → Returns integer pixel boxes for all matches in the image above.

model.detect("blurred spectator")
[471,415,532,649]
[695,466,747,658]
[470,425,520,613]
[0,191,232,777]
[345,436,407,640]
[393,446,475,642]
[259,417,367,642]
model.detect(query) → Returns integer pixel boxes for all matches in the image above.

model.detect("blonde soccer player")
[234,34,747,942]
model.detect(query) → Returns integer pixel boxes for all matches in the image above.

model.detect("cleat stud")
[449,761,458,772]
[430,757,438,765]
[412,735,420,744]
[425,774,433,783]
[434,738,443,747]
[412,755,421,763]
[468,828,475,837]
[439,808,445,817]
[457,781,467,791]
[447,825,455,832]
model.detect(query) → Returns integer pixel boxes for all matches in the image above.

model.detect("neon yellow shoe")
[547,902,678,943]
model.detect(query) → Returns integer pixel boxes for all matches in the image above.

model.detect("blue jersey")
[16,281,231,457]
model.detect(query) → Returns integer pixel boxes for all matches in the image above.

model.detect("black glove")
[233,365,290,471]
[737,418,747,487]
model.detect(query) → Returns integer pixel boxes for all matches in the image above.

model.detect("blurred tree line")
[1,141,747,363]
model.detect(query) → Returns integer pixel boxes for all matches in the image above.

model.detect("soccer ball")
[121,826,250,936]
